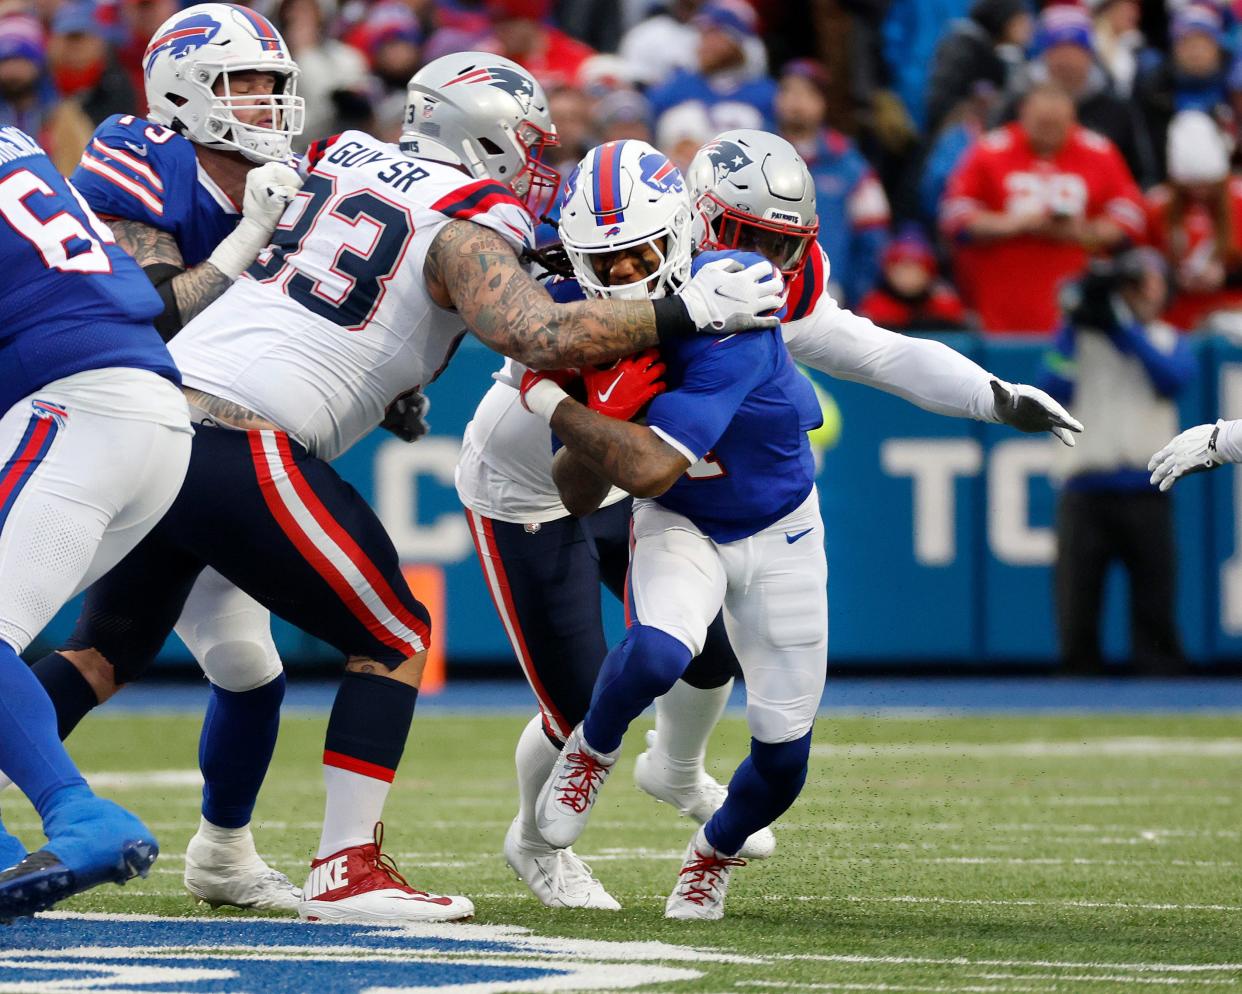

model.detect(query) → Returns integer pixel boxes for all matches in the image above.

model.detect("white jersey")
[456,244,1001,524]
[455,357,629,524]
[170,130,535,461]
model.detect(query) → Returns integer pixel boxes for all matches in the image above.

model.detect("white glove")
[1148,421,1225,491]
[990,380,1083,447]
[208,162,303,279]
[680,258,785,334]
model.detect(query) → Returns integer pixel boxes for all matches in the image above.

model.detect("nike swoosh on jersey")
[785,528,813,544]
[124,141,148,156]
[596,373,625,403]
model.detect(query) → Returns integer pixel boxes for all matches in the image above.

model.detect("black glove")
[381,390,431,443]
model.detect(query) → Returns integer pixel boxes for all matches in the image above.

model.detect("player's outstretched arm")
[1149,419,1242,490]
[785,298,1082,445]
[425,221,783,370]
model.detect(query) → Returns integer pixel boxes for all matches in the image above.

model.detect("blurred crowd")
[4,0,1242,334]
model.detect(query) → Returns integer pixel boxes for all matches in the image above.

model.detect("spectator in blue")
[776,59,889,307]
[1135,3,1239,181]
[646,0,775,133]
[882,0,974,134]
[0,14,58,140]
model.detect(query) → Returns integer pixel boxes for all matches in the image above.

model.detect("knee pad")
[751,731,812,787]
[199,639,283,693]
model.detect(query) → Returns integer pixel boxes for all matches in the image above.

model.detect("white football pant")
[628,488,828,744]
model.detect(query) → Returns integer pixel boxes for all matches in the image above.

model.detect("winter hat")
[1168,109,1231,184]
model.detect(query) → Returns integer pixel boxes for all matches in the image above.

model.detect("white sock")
[652,679,733,786]
[194,815,254,850]
[514,713,560,848]
[316,766,389,859]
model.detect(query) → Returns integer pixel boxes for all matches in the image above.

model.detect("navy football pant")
[464,498,739,743]
[67,426,431,675]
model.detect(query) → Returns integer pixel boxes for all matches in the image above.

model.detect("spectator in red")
[858,227,970,331]
[941,81,1146,334]
[481,0,595,91]
[1147,109,1242,330]
[48,0,134,126]
[114,0,175,117]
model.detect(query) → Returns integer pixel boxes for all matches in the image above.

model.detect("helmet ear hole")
[478,137,504,155]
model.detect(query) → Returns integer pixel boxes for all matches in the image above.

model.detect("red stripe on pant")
[272,433,430,648]
[247,431,422,659]
[0,415,52,510]
[465,509,571,741]
[623,518,638,627]
[323,749,396,783]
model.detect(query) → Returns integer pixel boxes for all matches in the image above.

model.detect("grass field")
[3,708,1242,993]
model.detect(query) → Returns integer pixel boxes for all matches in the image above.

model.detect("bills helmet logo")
[444,65,536,113]
[638,152,684,194]
[559,165,580,212]
[701,140,753,182]
[144,13,222,77]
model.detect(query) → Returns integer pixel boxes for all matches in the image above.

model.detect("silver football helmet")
[402,53,560,218]
[686,129,819,277]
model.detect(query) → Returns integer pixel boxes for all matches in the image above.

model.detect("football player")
[514,132,1084,919]
[30,53,783,925]
[1149,419,1242,489]
[9,3,308,913]
[0,127,192,919]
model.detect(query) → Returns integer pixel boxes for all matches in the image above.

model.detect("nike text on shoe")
[535,724,618,850]
[503,817,620,910]
[184,826,301,913]
[664,826,745,921]
[297,823,473,924]
[0,797,157,922]
[634,730,776,860]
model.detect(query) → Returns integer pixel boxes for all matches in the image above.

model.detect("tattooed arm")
[425,220,664,369]
[106,218,234,338]
[549,399,688,498]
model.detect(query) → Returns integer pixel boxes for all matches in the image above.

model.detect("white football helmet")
[686,129,819,278]
[403,53,560,219]
[558,140,694,301]
[144,3,304,163]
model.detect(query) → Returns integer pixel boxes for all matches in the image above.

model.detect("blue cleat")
[0,795,157,922]
[0,812,24,873]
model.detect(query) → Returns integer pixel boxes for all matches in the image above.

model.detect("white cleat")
[634,730,776,860]
[664,826,746,921]
[503,818,620,910]
[298,823,473,924]
[535,724,618,850]
[184,825,302,913]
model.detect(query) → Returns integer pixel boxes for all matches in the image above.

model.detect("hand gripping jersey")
[169,130,536,461]
[71,114,242,266]
[0,126,177,415]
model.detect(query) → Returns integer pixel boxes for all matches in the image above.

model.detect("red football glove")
[519,367,578,416]
[583,349,667,421]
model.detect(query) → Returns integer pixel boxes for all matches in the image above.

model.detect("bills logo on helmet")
[560,165,580,212]
[638,152,684,194]
[143,12,222,76]
[444,65,536,113]
[702,140,753,182]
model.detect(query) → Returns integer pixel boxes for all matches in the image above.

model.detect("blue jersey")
[71,114,241,266]
[0,127,177,414]
[549,254,819,543]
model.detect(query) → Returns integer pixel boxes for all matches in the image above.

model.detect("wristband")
[207,216,273,279]
[525,378,570,423]
[653,296,695,344]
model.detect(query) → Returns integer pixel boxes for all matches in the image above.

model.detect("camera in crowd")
[1060,249,1164,332]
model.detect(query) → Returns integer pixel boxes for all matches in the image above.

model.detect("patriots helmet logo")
[638,152,684,195]
[702,140,753,181]
[444,65,537,113]
[144,13,222,77]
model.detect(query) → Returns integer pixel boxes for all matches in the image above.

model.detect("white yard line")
[811,738,1242,759]
[776,955,1242,975]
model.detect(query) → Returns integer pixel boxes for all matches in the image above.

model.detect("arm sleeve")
[1215,418,1242,464]
[1096,145,1147,241]
[783,294,997,421]
[1118,323,1196,397]
[645,336,771,461]
[939,141,990,241]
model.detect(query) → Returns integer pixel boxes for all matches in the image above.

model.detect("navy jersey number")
[248,173,414,331]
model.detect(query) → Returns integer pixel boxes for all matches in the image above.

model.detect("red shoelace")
[555,750,610,814]
[677,851,746,905]
[369,822,429,896]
